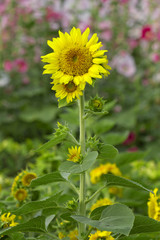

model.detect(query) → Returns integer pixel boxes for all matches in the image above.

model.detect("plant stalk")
[78,94,86,238]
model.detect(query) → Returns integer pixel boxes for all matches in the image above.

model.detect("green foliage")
[72,204,135,236]
[59,151,98,174]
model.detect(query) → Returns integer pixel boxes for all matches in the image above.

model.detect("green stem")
[78,94,86,239]
[85,184,106,204]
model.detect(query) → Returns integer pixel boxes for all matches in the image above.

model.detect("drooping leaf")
[72,204,135,236]
[104,174,152,193]
[35,133,67,152]
[59,151,98,173]
[130,215,160,234]
[98,144,118,160]
[12,196,57,215]
[45,215,55,230]
[30,172,66,187]
[0,216,46,236]
[102,131,129,145]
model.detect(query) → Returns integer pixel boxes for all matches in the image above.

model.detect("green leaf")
[93,119,115,134]
[90,206,107,220]
[0,216,46,236]
[115,151,147,166]
[59,151,98,173]
[30,172,66,187]
[102,131,129,145]
[98,144,118,160]
[45,215,55,230]
[12,196,57,215]
[104,174,152,193]
[120,233,155,240]
[130,216,160,234]
[72,204,135,236]
[35,133,67,152]
[8,233,26,240]
[58,98,68,108]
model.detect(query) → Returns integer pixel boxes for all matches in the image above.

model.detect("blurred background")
[0,0,160,179]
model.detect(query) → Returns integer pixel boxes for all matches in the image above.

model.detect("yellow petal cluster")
[1,212,18,228]
[89,230,114,240]
[91,198,113,212]
[67,146,81,163]
[90,163,122,184]
[148,188,160,221]
[41,27,111,103]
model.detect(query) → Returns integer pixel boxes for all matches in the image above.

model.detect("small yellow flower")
[68,229,78,240]
[14,188,28,202]
[148,188,160,221]
[58,232,66,239]
[67,146,81,163]
[91,198,113,212]
[41,27,111,102]
[22,172,37,186]
[90,163,122,184]
[89,230,114,240]
[1,212,18,228]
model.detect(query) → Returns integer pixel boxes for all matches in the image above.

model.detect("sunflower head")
[14,188,28,202]
[22,172,37,186]
[41,27,111,103]
[67,146,81,163]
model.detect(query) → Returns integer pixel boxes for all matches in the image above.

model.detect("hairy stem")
[78,94,86,238]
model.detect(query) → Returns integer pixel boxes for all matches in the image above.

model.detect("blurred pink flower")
[46,7,62,21]
[151,53,160,63]
[123,132,136,145]
[4,61,14,72]
[128,39,138,49]
[141,25,154,41]
[101,30,112,41]
[14,59,28,73]
[111,52,136,78]
[157,30,160,41]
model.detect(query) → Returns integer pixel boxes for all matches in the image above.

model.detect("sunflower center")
[65,82,77,93]
[59,46,92,76]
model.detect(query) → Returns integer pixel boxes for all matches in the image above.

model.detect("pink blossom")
[100,30,112,41]
[14,59,28,73]
[46,7,62,21]
[128,39,139,49]
[4,61,14,72]
[157,30,160,41]
[141,25,154,41]
[151,53,160,63]
[111,52,136,78]
[123,132,136,145]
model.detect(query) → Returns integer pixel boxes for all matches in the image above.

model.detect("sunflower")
[67,146,81,163]
[14,188,28,202]
[52,81,84,103]
[148,188,160,221]
[91,198,113,212]
[22,172,37,186]
[89,230,114,240]
[41,27,111,102]
[90,163,122,184]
